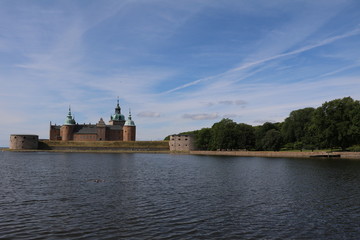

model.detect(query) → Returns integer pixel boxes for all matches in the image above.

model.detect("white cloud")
[223,114,240,119]
[183,113,219,120]
[137,112,161,118]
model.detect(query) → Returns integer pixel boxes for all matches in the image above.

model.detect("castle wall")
[106,129,123,141]
[50,126,61,140]
[73,134,98,141]
[97,126,106,141]
[10,135,39,150]
[169,135,195,151]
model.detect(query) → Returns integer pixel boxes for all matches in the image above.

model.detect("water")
[1,151,360,239]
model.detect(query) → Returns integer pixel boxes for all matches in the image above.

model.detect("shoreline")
[190,150,360,159]
[3,148,360,159]
[3,148,170,154]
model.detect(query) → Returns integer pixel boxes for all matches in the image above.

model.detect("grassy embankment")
[38,140,170,153]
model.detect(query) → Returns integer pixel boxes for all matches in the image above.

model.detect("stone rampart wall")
[10,135,39,150]
[169,135,195,151]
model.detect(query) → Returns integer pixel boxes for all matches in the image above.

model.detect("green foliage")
[237,123,256,150]
[282,108,315,143]
[195,128,212,150]
[261,129,283,151]
[293,141,304,151]
[255,122,279,150]
[280,97,360,151]
[283,142,294,150]
[312,97,360,150]
[348,145,360,152]
[209,119,240,150]
[186,119,256,151]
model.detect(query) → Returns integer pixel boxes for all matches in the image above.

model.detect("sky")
[1,0,360,147]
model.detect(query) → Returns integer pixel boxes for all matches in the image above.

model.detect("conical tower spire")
[115,96,121,114]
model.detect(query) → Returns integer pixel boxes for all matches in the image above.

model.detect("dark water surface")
[1,152,360,239]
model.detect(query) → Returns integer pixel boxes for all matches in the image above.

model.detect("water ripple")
[1,152,360,239]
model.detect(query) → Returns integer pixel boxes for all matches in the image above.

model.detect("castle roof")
[124,110,135,126]
[64,107,76,125]
[110,98,125,121]
[75,125,97,134]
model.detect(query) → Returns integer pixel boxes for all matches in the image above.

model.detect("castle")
[49,100,136,141]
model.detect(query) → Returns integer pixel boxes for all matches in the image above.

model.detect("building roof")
[124,110,135,126]
[75,125,97,134]
[64,107,76,125]
[110,98,125,121]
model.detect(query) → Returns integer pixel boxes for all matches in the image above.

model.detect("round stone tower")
[60,107,76,141]
[123,110,136,141]
[10,134,39,150]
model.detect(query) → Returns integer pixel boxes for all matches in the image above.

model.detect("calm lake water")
[1,151,360,239]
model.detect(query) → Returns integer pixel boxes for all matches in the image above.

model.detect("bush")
[348,145,360,152]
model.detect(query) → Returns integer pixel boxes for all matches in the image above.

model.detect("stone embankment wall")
[10,135,39,150]
[38,140,169,152]
[190,150,360,159]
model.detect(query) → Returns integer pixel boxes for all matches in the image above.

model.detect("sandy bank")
[190,150,360,159]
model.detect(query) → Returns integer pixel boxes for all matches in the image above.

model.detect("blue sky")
[1,0,360,146]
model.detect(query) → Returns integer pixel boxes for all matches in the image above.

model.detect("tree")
[255,122,279,150]
[261,129,283,151]
[236,123,255,150]
[209,118,239,150]
[281,108,315,146]
[195,128,212,150]
[312,97,360,150]
[207,119,255,150]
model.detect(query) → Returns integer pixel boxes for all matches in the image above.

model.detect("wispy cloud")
[0,0,360,146]
[231,27,360,72]
[164,26,360,94]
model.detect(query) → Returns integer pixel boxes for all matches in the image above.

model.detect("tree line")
[168,97,360,151]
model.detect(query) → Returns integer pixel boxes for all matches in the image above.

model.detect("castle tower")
[123,110,136,141]
[60,107,76,141]
[109,98,125,126]
[96,118,106,141]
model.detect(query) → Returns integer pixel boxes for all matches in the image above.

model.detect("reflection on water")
[1,152,360,239]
